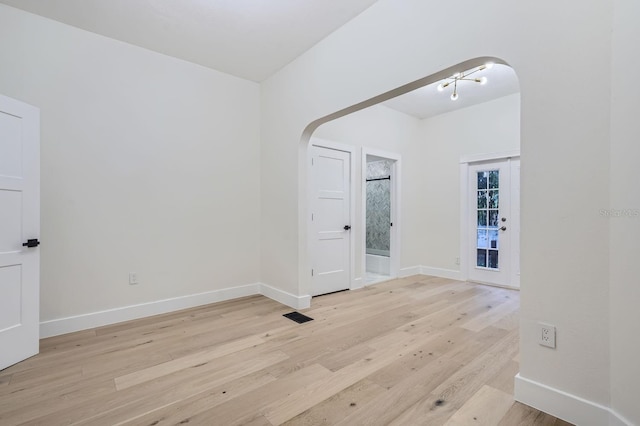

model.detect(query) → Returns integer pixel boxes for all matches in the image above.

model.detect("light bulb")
[485,62,494,69]
[437,83,444,92]
[480,76,488,85]
[451,93,458,101]
[453,72,461,78]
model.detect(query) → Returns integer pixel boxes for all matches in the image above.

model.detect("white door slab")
[0,94,40,370]
[310,146,351,296]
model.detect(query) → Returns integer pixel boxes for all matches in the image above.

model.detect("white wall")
[261,0,614,423]
[314,94,520,280]
[416,94,520,272]
[609,0,640,423]
[0,5,261,323]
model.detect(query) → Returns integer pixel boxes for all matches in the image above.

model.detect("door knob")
[343,225,351,231]
[23,239,40,248]
[499,226,507,231]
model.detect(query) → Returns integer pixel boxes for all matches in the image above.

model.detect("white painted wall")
[609,0,640,423]
[416,94,520,272]
[261,0,613,422]
[314,94,520,280]
[0,5,261,322]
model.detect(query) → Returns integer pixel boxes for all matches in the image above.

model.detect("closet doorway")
[362,149,400,285]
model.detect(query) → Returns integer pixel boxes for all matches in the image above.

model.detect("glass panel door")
[467,158,515,287]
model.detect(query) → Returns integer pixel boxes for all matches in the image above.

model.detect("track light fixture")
[437,62,492,101]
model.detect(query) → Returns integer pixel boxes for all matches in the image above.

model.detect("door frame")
[459,150,520,288]
[362,147,401,284]
[308,137,357,294]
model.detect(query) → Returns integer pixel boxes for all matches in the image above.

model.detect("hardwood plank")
[114,334,265,390]
[282,379,386,426]
[443,385,514,426]
[0,276,572,426]
[488,359,520,395]
[94,370,276,426]
[163,363,333,426]
[460,297,518,332]
[497,401,566,426]
[0,374,12,387]
[386,329,519,425]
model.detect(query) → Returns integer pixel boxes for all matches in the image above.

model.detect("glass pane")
[489,170,499,189]
[489,210,499,227]
[477,229,488,248]
[366,178,391,256]
[488,250,499,268]
[477,249,487,267]
[489,190,499,208]
[489,230,499,249]
[477,210,487,227]
[477,172,488,190]
[477,191,487,208]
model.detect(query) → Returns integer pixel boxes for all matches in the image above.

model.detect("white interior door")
[310,146,351,296]
[467,158,519,287]
[0,95,40,370]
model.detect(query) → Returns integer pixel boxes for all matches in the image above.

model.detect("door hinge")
[311,157,314,166]
[311,213,314,221]
[311,269,314,277]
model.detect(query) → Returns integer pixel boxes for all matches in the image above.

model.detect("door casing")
[362,147,401,283]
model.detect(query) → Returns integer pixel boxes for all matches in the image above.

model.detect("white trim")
[399,266,463,280]
[259,283,311,310]
[420,266,463,281]
[362,147,401,282]
[399,266,421,277]
[459,163,469,282]
[40,283,313,338]
[459,150,521,164]
[40,283,261,338]
[515,374,632,426]
[351,276,364,290]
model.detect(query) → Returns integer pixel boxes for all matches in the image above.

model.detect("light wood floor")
[0,275,573,425]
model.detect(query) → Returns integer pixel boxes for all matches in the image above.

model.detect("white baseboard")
[40,283,261,338]
[515,374,631,426]
[351,277,364,290]
[398,265,462,281]
[399,266,421,277]
[41,283,313,338]
[259,283,311,310]
[419,266,462,281]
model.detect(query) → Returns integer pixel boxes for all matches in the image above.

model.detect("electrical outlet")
[538,322,556,348]
[129,272,139,285]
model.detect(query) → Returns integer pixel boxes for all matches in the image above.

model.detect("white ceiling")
[381,64,520,119]
[1,1,519,117]
[0,0,379,82]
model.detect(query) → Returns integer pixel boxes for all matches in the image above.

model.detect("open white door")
[0,95,40,370]
[310,146,351,296]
